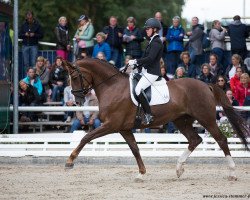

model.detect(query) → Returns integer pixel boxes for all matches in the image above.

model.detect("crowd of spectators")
[17,9,250,132]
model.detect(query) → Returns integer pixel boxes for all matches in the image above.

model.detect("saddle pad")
[129,73,170,106]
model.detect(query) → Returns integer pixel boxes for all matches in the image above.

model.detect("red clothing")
[234,83,250,106]
[230,74,240,97]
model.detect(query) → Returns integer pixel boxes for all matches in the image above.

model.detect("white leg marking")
[226,155,237,181]
[134,173,144,182]
[176,149,192,178]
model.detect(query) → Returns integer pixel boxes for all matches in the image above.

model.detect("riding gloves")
[128,59,138,68]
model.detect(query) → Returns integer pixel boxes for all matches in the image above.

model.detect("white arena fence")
[0,132,249,158]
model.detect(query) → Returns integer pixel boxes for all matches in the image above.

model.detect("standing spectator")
[215,75,229,92]
[235,73,250,106]
[208,53,224,82]
[230,67,243,97]
[199,63,214,84]
[49,57,68,102]
[155,11,168,63]
[74,15,94,58]
[34,56,50,102]
[54,16,70,60]
[186,17,204,76]
[178,51,196,78]
[70,90,101,133]
[174,67,186,79]
[166,16,185,77]
[64,78,75,123]
[19,10,43,75]
[23,67,43,97]
[123,17,143,59]
[209,20,227,69]
[102,16,123,67]
[92,32,111,61]
[225,54,247,80]
[228,15,249,61]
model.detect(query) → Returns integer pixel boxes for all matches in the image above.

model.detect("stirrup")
[144,114,154,125]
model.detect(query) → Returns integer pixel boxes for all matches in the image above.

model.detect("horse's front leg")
[120,131,146,182]
[65,124,111,169]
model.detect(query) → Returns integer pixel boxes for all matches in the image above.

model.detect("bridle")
[69,63,120,98]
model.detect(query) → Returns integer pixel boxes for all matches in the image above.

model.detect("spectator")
[186,17,204,76]
[234,73,250,106]
[228,15,249,61]
[155,12,168,63]
[96,52,106,60]
[102,16,123,67]
[166,16,185,77]
[23,67,43,97]
[208,53,224,82]
[120,55,133,74]
[161,66,169,82]
[92,32,111,61]
[49,57,68,102]
[216,75,229,92]
[209,20,227,68]
[34,56,50,102]
[199,63,214,84]
[70,90,101,133]
[19,10,43,75]
[44,58,52,72]
[230,67,243,97]
[174,66,186,79]
[178,51,196,78]
[225,54,247,79]
[123,17,143,59]
[19,80,41,121]
[74,15,94,58]
[54,16,70,60]
[64,78,75,123]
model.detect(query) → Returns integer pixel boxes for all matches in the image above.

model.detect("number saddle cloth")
[129,73,170,106]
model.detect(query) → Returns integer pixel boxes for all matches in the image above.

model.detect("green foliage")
[18,0,184,44]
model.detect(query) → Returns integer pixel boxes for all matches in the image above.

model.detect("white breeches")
[135,69,159,96]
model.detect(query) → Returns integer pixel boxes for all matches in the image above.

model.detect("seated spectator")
[215,75,229,92]
[199,63,214,84]
[225,54,248,79]
[217,89,239,122]
[19,80,41,121]
[230,67,243,97]
[123,16,143,59]
[120,55,133,74]
[34,56,50,102]
[92,32,111,61]
[64,78,75,123]
[234,73,250,106]
[49,56,68,102]
[161,66,169,82]
[96,52,106,60]
[174,66,186,79]
[70,90,101,133]
[178,51,196,78]
[44,58,52,72]
[23,67,43,97]
[208,53,224,83]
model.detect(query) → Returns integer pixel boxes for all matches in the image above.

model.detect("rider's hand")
[128,59,138,68]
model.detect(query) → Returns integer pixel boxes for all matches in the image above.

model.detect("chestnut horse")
[64,58,249,181]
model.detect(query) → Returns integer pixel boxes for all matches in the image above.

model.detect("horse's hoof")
[228,176,237,181]
[176,163,185,178]
[134,173,144,182]
[65,163,74,170]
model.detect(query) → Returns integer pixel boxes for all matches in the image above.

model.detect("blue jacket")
[92,42,111,61]
[23,76,43,95]
[166,25,185,52]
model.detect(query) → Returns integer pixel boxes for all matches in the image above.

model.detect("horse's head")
[64,60,93,104]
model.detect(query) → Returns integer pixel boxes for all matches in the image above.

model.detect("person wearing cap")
[92,32,111,61]
[123,17,144,59]
[54,16,70,60]
[74,15,94,58]
[19,10,43,77]
[127,18,163,125]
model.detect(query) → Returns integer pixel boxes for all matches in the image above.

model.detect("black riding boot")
[138,90,154,125]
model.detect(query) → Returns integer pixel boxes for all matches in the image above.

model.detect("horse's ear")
[63,60,73,72]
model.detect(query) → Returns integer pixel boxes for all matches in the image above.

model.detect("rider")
[128,18,163,125]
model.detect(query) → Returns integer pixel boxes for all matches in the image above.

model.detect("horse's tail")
[209,84,249,151]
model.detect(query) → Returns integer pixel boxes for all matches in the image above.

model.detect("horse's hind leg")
[120,131,146,181]
[199,120,237,181]
[173,116,203,178]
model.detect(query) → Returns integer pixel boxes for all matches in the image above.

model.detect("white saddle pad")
[129,73,170,106]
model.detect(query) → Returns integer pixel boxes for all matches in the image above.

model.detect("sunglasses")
[218,79,224,82]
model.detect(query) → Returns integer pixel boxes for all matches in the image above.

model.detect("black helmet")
[144,18,161,29]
